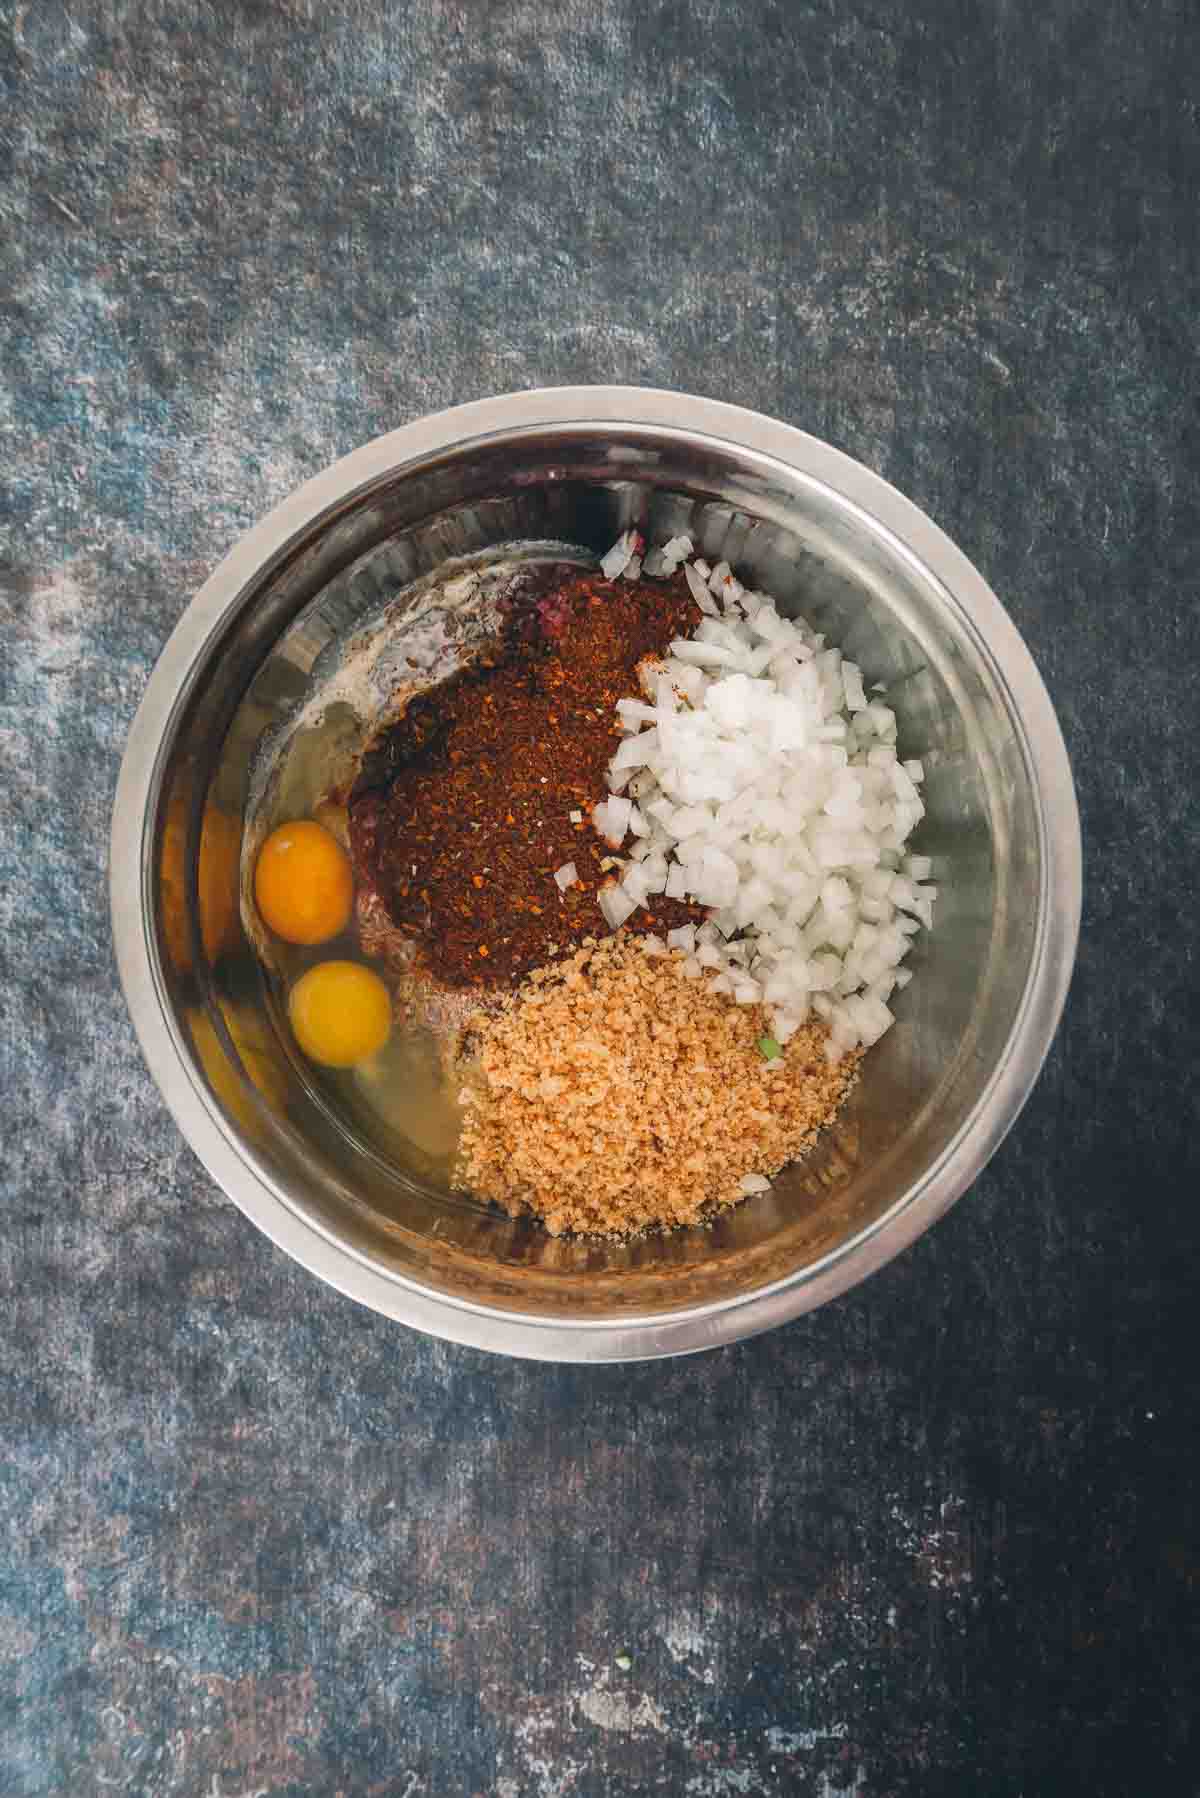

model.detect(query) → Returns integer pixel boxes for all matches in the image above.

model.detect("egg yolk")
[288,961,392,1068]
[255,819,353,945]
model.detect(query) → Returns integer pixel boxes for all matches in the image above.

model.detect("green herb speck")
[757,1035,782,1061]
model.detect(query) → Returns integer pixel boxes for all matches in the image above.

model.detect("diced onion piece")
[685,562,720,616]
[593,794,633,846]
[600,529,638,579]
[842,661,867,712]
[664,862,689,901]
[661,533,694,566]
[598,883,636,930]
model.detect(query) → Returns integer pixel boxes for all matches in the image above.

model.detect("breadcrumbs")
[455,935,860,1237]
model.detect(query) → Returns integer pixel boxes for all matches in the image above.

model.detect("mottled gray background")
[2,1,1199,1794]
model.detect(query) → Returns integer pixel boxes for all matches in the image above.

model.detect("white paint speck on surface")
[576,1676,666,1734]
[764,1722,849,1754]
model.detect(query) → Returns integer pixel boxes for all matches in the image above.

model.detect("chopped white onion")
[589,535,937,1052]
[553,862,578,892]
[661,533,694,566]
[598,883,636,930]
[685,562,720,616]
[600,529,639,580]
[593,794,632,846]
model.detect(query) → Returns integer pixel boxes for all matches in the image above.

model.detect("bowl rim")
[111,384,1082,1361]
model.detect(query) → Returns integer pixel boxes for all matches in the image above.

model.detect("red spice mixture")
[348,568,703,987]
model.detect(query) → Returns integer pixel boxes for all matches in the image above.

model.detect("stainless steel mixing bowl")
[110,387,1081,1360]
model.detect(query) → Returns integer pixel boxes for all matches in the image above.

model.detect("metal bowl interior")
[111,388,1080,1359]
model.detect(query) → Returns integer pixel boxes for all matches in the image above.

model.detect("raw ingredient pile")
[250,531,937,1237]
[457,934,860,1237]
[347,562,703,986]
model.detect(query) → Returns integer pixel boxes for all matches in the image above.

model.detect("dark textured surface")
[2,1,1199,1793]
